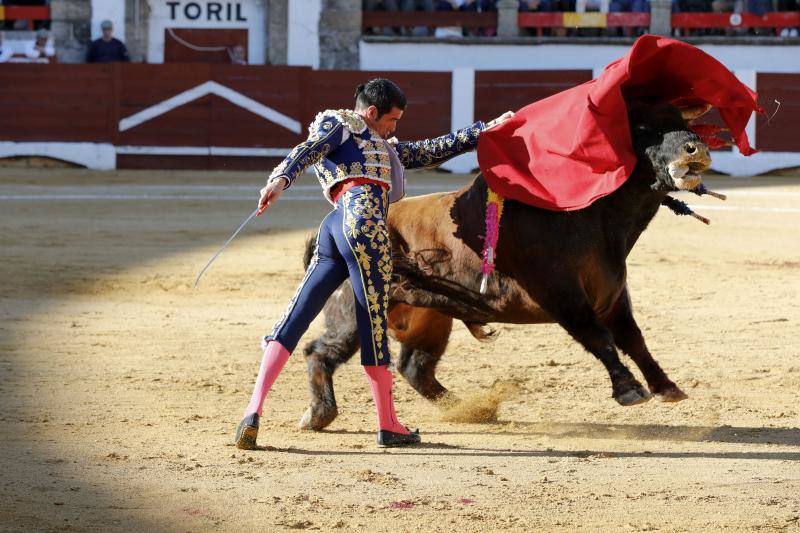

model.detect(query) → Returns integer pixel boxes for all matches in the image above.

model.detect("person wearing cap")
[87,20,130,63]
[25,29,55,62]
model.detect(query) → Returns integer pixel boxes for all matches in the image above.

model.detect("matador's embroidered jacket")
[268,109,486,204]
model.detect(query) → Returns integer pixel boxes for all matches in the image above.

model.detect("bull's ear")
[680,104,713,123]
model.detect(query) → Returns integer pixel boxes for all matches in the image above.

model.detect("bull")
[297,101,713,430]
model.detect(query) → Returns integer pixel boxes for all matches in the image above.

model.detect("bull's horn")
[681,104,713,122]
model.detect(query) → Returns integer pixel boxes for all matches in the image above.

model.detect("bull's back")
[388,191,458,242]
[387,189,551,324]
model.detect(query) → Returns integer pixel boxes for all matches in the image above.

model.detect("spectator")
[86,20,130,63]
[745,0,773,34]
[777,0,799,36]
[362,0,381,34]
[519,0,557,36]
[519,0,555,11]
[24,28,55,63]
[746,0,772,15]
[364,0,434,36]
[402,0,436,36]
[229,45,247,65]
[609,0,649,36]
[461,0,497,36]
[672,0,712,36]
[674,0,712,12]
[576,0,611,12]
[435,0,467,37]
[609,0,650,12]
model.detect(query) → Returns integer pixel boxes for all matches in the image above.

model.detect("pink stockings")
[244,340,291,417]
[363,365,409,435]
[245,341,408,434]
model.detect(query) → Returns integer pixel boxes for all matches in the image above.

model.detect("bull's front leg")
[553,297,651,406]
[605,287,688,402]
[299,284,361,430]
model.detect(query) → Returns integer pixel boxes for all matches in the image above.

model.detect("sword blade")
[194,207,260,289]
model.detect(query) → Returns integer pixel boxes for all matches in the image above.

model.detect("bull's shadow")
[429,421,800,446]
[291,422,800,446]
[266,422,800,460]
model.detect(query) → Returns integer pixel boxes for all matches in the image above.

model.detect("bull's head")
[629,102,713,192]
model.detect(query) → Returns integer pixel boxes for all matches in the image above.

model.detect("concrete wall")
[287,0,321,68]
[317,0,360,69]
[124,0,152,62]
[267,0,288,64]
[51,0,92,63]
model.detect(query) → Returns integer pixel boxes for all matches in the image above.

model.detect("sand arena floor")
[0,168,799,532]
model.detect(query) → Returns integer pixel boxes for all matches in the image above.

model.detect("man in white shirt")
[25,29,56,63]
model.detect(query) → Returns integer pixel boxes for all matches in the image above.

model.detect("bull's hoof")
[298,404,338,431]
[614,385,652,406]
[654,386,688,403]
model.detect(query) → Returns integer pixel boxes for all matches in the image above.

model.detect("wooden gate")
[164,28,248,63]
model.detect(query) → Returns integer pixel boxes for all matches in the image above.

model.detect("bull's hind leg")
[390,306,454,402]
[605,286,688,402]
[299,284,360,430]
[548,292,651,406]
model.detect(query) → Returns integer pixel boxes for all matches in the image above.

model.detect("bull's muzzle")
[667,142,712,190]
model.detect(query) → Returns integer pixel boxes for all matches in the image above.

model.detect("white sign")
[166,1,249,23]
[147,0,266,64]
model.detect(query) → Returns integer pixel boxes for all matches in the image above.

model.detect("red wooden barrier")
[5,64,794,171]
[517,12,564,28]
[671,12,800,29]
[0,64,113,143]
[755,73,800,152]
[518,12,650,29]
[474,70,593,121]
[607,13,650,27]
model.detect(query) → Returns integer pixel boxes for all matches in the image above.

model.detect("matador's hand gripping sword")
[194,207,260,289]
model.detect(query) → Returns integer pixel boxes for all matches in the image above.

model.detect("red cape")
[477,36,763,211]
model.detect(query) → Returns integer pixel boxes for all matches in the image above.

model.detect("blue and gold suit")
[265,109,486,366]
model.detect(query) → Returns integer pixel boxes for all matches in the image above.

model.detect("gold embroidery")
[343,186,392,358]
[269,120,342,182]
[397,122,485,169]
[310,109,367,137]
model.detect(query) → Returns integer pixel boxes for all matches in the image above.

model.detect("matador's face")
[362,106,404,139]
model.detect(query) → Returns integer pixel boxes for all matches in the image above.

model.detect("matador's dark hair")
[354,78,407,118]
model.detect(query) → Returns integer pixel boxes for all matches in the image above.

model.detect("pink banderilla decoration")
[480,187,505,294]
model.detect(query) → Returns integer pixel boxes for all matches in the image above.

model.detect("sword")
[194,207,260,289]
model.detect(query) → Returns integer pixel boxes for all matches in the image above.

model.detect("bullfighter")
[235,77,512,449]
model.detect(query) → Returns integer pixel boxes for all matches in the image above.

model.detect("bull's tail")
[392,254,496,322]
